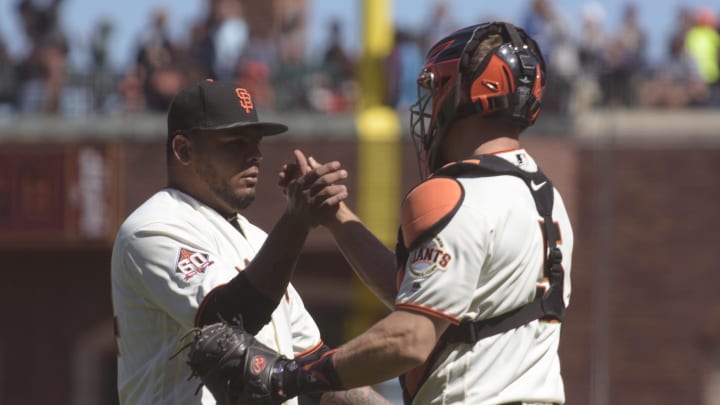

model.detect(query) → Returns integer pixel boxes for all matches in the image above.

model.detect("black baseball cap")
[167,79,288,137]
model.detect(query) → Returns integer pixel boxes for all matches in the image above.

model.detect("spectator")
[116,66,147,113]
[684,7,720,105]
[134,7,186,111]
[522,0,579,114]
[546,27,581,115]
[16,0,66,51]
[669,6,696,47]
[522,0,558,61]
[420,0,458,52]
[639,35,709,108]
[238,35,280,108]
[600,3,646,106]
[209,0,249,81]
[322,19,354,91]
[15,0,69,114]
[303,18,356,113]
[89,18,116,111]
[135,6,173,72]
[273,20,312,111]
[0,31,18,110]
[90,19,113,73]
[574,2,606,110]
[235,59,275,110]
[385,28,423,110]
[183,20,215,81]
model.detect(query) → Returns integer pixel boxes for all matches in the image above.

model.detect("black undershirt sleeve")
[194,271,278,334]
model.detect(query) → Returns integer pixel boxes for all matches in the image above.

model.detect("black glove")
[186,320,284,404]
[187,320,344,404]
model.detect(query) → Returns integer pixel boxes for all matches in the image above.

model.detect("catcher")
[186,21,574,405]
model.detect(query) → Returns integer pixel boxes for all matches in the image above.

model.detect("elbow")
[392,329,436,367]
[399,352,429,370]
[194,272,277,334]
[374,309,447,370]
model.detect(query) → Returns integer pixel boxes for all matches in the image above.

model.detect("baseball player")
[111,80,389,404]
[186,22,574,405]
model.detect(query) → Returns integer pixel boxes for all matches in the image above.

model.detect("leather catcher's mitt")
[186,320,286,404]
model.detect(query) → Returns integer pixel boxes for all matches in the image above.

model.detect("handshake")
[185,319,341,404]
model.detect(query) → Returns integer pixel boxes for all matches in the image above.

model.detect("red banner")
[0,144,119,245]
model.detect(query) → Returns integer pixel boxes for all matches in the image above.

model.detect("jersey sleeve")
[119,226,238,330]
[285,284,323,356]
[395,177,488,324]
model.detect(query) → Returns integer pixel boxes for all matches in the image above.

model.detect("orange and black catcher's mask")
[410,22,546,176]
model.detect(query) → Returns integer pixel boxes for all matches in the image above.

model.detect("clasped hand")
[280,149,348,227]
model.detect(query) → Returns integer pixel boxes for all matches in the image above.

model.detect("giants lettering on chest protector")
[409,237,452,277]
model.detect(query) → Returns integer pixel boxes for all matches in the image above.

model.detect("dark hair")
[466,34,504,73]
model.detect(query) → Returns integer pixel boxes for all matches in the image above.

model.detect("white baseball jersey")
[111,188,321,405]
[395,149,573,404]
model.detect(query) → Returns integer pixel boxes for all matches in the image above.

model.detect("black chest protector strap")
[436,154,565,344]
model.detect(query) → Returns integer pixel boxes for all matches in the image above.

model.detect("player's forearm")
[319,387,394,405]
[326,203,398,308]
[244,210,309,302]
[194,212,307,330]
[333,310,444,388]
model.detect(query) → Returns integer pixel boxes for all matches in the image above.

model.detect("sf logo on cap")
[235,88,254,113]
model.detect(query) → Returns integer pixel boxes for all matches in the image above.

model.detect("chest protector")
[396,154,566,403]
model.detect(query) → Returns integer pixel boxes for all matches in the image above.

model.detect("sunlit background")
[1,1,720,404]
[1,0,720,116]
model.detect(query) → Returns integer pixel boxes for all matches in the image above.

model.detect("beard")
[195,160,256,212]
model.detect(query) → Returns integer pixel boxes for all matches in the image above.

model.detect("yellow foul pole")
[346,0,402,339]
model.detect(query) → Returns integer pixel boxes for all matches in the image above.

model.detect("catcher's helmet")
[410,22,546,176]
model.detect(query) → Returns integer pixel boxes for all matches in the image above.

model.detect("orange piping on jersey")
[436,158,481,172]
[491,147,523,155]
[401,178,462,248]
[194,283,226,326]
[295,340,325,358]
[299,349,337,373]
[395,303,461,325]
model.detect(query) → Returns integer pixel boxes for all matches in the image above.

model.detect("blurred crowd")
[1,0,720,118]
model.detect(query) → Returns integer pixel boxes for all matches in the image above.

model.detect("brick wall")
[563,146,720,405]
[1,132,718,404]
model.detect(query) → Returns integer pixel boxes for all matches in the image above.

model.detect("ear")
[172,134,193,166]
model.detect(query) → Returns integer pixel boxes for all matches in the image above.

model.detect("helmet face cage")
[409,69,436,178]
[408,22,545,178]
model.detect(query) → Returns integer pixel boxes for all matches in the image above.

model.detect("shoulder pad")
[400,177,464,249]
